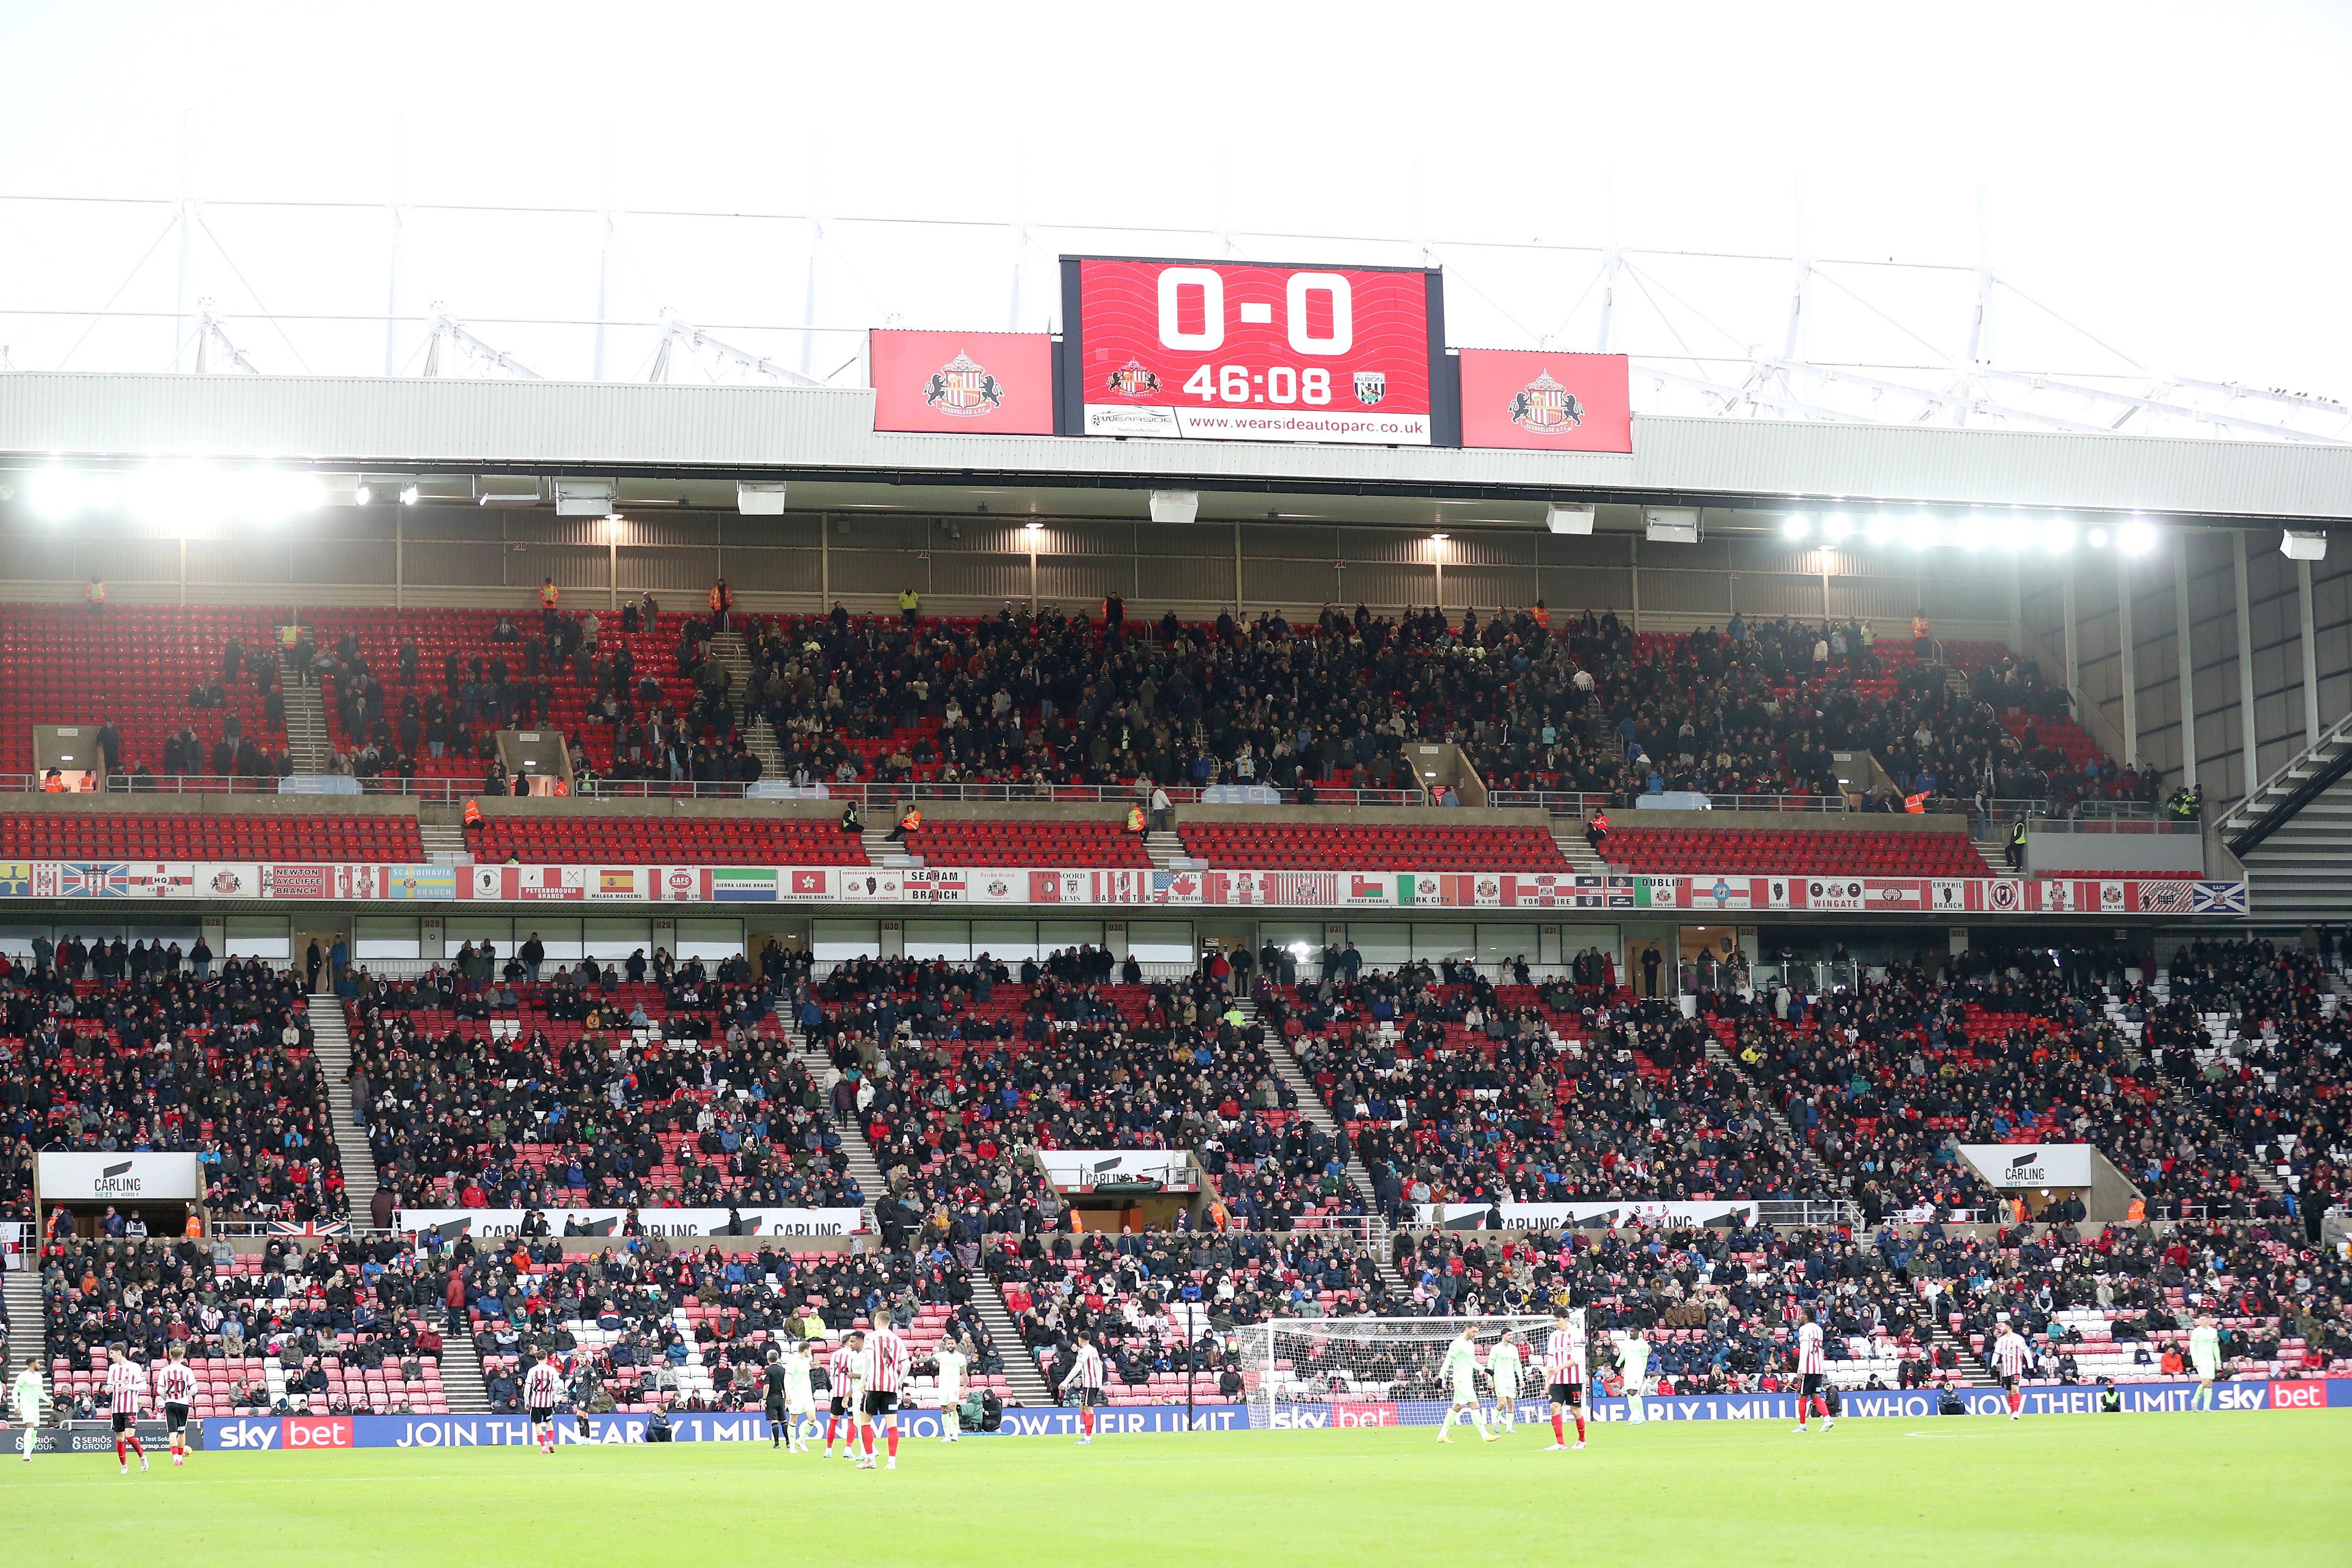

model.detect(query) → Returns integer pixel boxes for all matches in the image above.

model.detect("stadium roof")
[0,372,2347,530]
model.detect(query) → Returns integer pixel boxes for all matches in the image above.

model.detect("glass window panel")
[905,920,970,962]
[1346,923,1411,964]
[675,917,743,959]
[1476,924,1539,965]
[813,920,877,961]
[1126,921,1194,964]
[970,921,1038,962]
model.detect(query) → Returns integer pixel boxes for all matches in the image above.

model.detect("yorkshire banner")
[0,861,2245,914]
[1416,1200,1759,1230]
[392,1207,861,1239]
[1955,1144,2097,1189]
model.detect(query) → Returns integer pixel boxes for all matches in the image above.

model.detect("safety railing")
[1488,789,1854,815]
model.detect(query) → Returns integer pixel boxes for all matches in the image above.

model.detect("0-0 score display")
[1064,257,1443,446]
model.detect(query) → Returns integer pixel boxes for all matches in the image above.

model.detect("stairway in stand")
[777,1023,1051,1404]
[2133,974,2294,1206]
[1143,830,1185,870]
[279,649,331,772]
[1248,998,1407,1294]
[306,994,378,1225]
[707,631,783,779]
[1551,824,1609,878]
[309,985,483,1412]
[1699,1031,1844,1193]
[417,816,470,866]
[4,1263,44,1388]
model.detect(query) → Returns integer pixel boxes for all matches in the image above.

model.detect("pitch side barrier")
[141,1378,2347,1452]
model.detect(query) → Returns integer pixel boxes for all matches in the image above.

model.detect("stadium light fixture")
[553,478,617,517]
[1545,505,1595,536]
[1429,531,1449,543]
[354,484,372,506]
[28,469,80,518]
[2281,530,2328,561]
[1643,507,1701,544]
[2119,519,2157,554]
[1782,514,1810,542]
[1149,489,1200,525]
[2086,527,2110,548]
[399,484,420,506]
[737,482,788,516]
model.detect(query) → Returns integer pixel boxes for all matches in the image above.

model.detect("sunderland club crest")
[922,351,1004,417]
[1354,370,1386,405]
[1105,359,1160,397]
[1508,370,1586,433]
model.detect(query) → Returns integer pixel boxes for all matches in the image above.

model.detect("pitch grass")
[4,1413,2346,1567]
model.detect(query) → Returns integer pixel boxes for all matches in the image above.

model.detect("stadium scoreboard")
[1059,256,1451,445]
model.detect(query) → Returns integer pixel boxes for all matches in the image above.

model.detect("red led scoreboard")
[1059,256,1450,445]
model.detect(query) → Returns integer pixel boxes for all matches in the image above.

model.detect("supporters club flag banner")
[869,329,1056,434]
[1455,348,1634,453]
[0,861,2244,914]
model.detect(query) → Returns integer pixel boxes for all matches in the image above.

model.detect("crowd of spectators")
[37,1232,450,1417]
[347,958,861,1217]
[0,951,347,1226]
[1881,1215,2351,1383]
[452,1232,1008,1416]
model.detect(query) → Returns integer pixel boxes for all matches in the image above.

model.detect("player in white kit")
[778,1340,817,1452]
[1436,1325,1491,1443]
[104,1342,149,1474]
[12,1358,43,1462]
[1486,1332,1523,1436]
[1617,1326,1651,1424]
[933,1340,969,1442]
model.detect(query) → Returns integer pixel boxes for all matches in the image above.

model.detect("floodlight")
[1545,505,1595,535]
[737,482,788,516]
[1149,490,1200,525]
[2281,530,2328,561]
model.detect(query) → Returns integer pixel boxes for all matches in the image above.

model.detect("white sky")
[1,0,2346,402]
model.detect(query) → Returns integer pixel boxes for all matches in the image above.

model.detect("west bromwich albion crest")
[1509,370,1586,432]
[1105,360,1161,397]
[922,351,1004,418]
[1353,370,1386,405]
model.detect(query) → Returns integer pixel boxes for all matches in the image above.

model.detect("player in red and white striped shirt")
[1791,1307,1834,1433]
[153,1344,199,1468]
[1992,1316,2031,1421]
[1067,1330,1107,1446]
[104,1342,149,1475]
[1541,1308,1588,1451]
[523,1357,564,1454]
[823,1336,862,1458]
[856,1325,911,1471]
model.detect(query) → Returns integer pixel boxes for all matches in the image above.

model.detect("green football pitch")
[4,1413,2345,1566]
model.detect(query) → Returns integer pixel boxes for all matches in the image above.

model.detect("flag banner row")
[0,861,2246,915]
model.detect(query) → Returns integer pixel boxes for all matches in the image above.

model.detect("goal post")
[1240,1315,1570,1428]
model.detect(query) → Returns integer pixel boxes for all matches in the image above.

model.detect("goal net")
[1238,1315,1570,1428]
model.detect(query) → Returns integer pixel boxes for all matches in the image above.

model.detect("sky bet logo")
[215,1420,281,1449]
